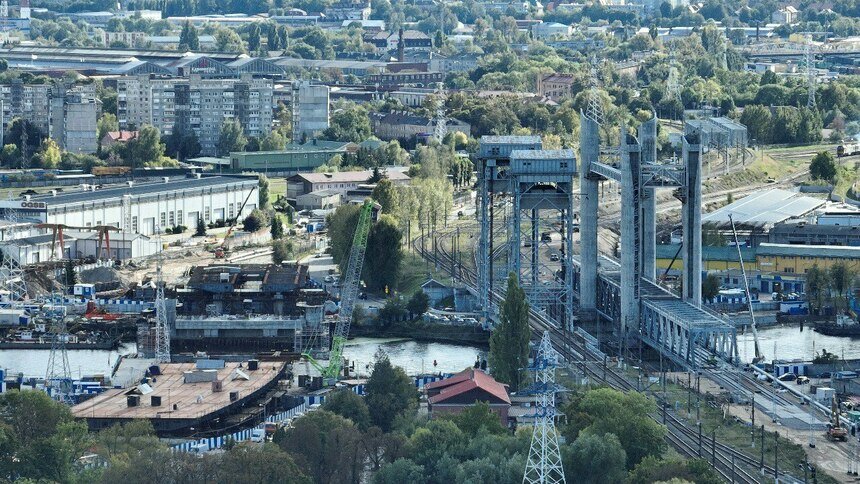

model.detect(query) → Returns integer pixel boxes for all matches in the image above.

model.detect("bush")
[243,209,270,233]
[171,225,187,234]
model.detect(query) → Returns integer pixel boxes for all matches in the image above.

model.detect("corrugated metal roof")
[702,189,824,227]
[33,175,256,206]
[480,135,541,144]
[758,243,860,259]
[656,243,756,262]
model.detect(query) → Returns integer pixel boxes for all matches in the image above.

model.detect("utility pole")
[154,227,171,363]
[760,425,765,469]
[774,431,779,480]
[45,295,73,404]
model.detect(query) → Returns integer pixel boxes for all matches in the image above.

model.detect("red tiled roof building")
[425,368,511,425]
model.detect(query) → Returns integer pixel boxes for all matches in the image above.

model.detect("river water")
[737,325,860,363]
[343,337,487,377]
[0,343,137,379]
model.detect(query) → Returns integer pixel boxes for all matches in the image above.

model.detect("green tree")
[279,410,362,484]
[702,274,721,302]
[258,174,270,209]
[248,24,262,52]
[406,290,429,316]
[446,401,506,437]
[739,104,773,144]
[0,144,19,167]
[95,420,160,459]
[36,138,61,169]
[322,389,371,430]
[215,27,247,53]
[122,125,164,169]
[196,217,207,236]
[371,178,398,214]
[96,113,118,147]
[829,262,855,312]
[810,151,838,183]
[805,265,830,315]
[573,388,666,468]
[488,273,531,391]
[243,208,269,233]
[327,204,361,270]
[365,350,418,431]
[178,20,199,51]
[63,259,76,288]
[272,239,293,264]
[563,433,627,484]
[322,103,372,142]
[628,456,722,484]
[271,214,284,240]
[218,119,248,156]
[365,214,403,292]
[260,130,287,151]
[374,458,425,484]
[220,444,310,484]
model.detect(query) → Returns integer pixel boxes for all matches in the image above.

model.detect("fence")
[171,403,310,453]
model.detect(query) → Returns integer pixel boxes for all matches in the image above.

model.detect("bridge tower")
[680,131,703,307]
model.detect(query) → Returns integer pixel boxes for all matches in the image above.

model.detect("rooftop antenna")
[153,226,170,363]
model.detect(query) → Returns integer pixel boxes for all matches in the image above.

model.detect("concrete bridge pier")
[578,112,600,322]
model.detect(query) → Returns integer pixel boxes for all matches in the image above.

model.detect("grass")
[267,177,287,200]
[397,251,452,297]
[706,148,813,192]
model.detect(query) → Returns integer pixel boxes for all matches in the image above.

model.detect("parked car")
[550,253,560,262]
[796,376,810,385]
[778,373,797,382]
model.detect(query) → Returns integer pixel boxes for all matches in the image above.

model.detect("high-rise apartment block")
[118,74,274,156]
[0,80,98,153]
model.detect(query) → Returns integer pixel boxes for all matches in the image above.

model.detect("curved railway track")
[413,231,796,483]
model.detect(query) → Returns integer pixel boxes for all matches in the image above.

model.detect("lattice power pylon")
[523,331,566,484]
[45,296,73,404]
[433,84,448,143]
[584,58,606,131]
[153,229,170,363]
[665,54,684,119]
[1,201,28,307]
[805,39,816,108]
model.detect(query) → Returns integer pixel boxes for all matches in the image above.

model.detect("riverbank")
[351,321,490,346]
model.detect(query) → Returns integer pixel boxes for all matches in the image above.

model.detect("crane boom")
[304,200,373,379]
[728,214,763,363]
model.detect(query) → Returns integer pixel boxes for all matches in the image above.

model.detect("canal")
[737,324,860,363]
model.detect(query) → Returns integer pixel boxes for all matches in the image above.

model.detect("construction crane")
[827,396,848,442]
[303,200,373,380]
[728,214,763,363]
[214,187,258,259]
[37,223,121,261]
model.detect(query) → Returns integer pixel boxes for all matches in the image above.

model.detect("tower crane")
[303,200,373,380]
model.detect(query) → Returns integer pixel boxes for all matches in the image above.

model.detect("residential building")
[536,73,578,102]
[429,52,480,73]
[531,22,573,40]
[324,0,371,21]
[772,6,798,24]
[369,30,432,52]
[99,31,147,47]
[0,80,51,134]
[286,169,410,198]
[0,174,258,236]
[425,368,511,425]
[369,111,470,141]
[117,74,274,156]
[292,82,330,142]
[365,70,444,88]
[100,130,138,150]
[49,83,99,154]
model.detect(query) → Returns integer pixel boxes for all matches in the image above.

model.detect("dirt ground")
[691,373,860,483]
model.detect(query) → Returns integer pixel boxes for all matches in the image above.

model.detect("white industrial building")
[0,175,259,237]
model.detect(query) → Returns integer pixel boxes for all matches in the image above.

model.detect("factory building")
[228,140,350,173]
[0,175,258,236]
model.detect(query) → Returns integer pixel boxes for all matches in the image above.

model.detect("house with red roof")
[425,368,511,425]
[100,130,138,150]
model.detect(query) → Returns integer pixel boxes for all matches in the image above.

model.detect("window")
[204,206,210,222]
[228,203,235,219]
[169,211,175,226]
[160,212,166,228]
[132,216,138,233]
[177,210,183,224]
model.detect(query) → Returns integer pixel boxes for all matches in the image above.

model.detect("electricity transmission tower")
[523,331,566,484]
[45,296,73,404]
[585,57,606,130]
[433,83,448,143]
[665,54,684,119]
[153,228,170,363]
[1,201,28,307]
[804,38,816,108]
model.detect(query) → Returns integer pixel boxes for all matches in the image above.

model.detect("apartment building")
[118,74,274,155]
[0,81,98,153]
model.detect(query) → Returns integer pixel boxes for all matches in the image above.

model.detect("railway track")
[414,231,798,483]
